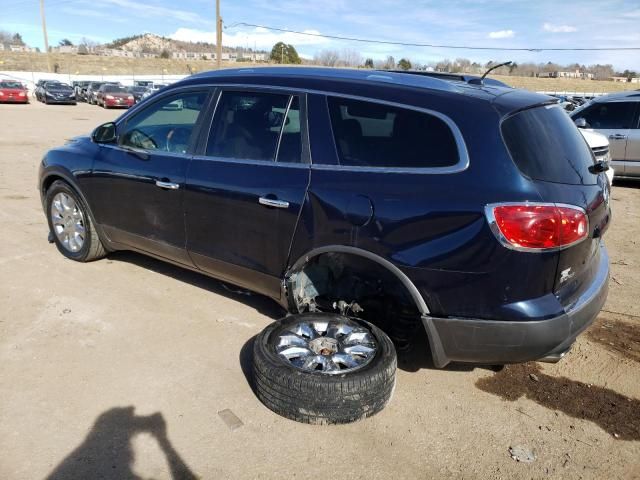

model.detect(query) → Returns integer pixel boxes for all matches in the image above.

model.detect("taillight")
[486,203,588,251]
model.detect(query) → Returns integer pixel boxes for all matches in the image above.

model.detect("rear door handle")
[258,197,289,209]
[609,134,628,140]
[155,180,180,190]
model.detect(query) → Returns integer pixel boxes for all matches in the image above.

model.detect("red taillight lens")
[489,204,588,251]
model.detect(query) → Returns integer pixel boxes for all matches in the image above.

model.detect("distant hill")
[104,33,264,55]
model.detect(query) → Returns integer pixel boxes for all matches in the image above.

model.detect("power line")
[225,21,640,52]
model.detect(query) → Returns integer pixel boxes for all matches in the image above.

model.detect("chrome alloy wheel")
[273,317,378,374]
[50,192,86,253]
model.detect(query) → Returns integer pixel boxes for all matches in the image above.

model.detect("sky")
[2,0,639,70]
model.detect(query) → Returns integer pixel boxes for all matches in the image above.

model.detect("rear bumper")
[423,244,609,368]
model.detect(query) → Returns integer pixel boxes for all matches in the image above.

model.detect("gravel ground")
[1,100,639,480]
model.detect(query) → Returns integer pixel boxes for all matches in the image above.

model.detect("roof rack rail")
[384,70,512,88]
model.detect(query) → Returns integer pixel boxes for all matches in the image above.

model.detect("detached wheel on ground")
[252,313,397,425]
[45,180,106,262]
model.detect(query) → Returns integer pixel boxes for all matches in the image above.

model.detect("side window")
[207,91,302,163]
[580,102,636,129]
[120,91,208,154]
[327,97,459,168]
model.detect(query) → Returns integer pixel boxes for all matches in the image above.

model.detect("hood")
[579,128,608,149]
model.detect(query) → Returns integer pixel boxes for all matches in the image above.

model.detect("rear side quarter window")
[326,97,460,169]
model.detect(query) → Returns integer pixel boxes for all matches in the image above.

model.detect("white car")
[580,128,614,185]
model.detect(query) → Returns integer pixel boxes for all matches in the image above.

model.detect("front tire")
[253,313,397,425]
[45,180,106,262]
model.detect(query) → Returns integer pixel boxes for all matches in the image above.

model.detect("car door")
[185,88,310,299]
[622,103,640,176]
[577,101,637,174]
[85,88,212,265]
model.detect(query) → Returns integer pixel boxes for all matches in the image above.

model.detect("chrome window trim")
[485,201,589,253]
[160,82,469,174]
[190,154,310,169]
[274,95,294,162]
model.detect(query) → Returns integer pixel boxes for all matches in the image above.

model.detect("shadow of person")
[46,406,197,480]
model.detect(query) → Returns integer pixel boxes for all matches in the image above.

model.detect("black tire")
[253,313,397,425]
[45,180,106,262]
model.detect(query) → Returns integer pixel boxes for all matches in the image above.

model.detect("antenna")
[468,61,512,85]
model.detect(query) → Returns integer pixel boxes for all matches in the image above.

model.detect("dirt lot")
[0,100,639,480]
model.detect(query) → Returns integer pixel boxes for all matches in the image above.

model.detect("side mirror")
[574,117,588,129]
[92,122,117,143]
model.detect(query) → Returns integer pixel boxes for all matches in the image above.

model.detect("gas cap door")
[345,194,374,227]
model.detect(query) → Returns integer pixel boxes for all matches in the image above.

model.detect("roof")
[591,90,640,102]
[188,66,462,93]
[180,66,551,114]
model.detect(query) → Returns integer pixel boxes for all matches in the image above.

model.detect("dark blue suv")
[39,67,610,380]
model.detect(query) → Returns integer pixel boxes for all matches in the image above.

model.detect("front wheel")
[45,180,106,262]
[252,313,397,424]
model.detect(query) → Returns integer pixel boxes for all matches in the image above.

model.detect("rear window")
[502,105,596,185]
[327,97,459,169]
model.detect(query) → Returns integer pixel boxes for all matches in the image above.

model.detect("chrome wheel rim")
[274,317,377,374]
[50,192,86,253]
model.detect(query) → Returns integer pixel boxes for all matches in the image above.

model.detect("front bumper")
[0,96,29,103]
[46,96,76,104]
[422,244,609,367]
[104,99,133,107]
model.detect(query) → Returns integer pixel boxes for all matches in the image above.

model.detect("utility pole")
[215,0,222,69]
[39,0,51,72]
[281,44,285,64]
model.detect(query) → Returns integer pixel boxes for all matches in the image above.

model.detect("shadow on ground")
[46,406,197,480]
[586,316,640,363]
[476,362,640,441]
[108,251,286,320]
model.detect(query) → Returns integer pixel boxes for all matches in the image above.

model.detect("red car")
[0,81,29,103]
[96,84,134,109]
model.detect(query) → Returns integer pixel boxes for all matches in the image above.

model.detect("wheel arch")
[41,170,112,250]
[285,245,430,315]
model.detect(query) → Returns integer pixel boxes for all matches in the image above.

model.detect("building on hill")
[538,70,594,80]
[8,44,35,53]
[52,45,79,54]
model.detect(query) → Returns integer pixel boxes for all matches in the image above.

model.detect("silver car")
[571,90,640,179]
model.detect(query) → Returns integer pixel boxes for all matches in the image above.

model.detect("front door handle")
[155,180,180,190]
[258,197,289,209]
[609,134,628,140]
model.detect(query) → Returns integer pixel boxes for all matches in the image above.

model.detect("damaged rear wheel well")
[286,247,429,351]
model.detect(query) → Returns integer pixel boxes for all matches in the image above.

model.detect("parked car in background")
[571,91,640,179]
[37,81,76,105]
[580,129,614,185]
[34,79,60,100]
[133,80,154,88]
[127,86,149,103]
[74,81,92,102]
[97,84,135,108]
[0,80,29,103]
[141,83,169,100]
[39,67,611,425]
[86,82,116,105]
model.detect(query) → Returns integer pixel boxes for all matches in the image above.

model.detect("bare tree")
[339,48,362,67]
[314,49,340,67]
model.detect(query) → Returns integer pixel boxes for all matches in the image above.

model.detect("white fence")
[0,70,190,91]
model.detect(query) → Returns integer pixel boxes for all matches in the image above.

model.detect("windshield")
[105,86,128,93]
[502,104,596,185]
[46,83,72,90]
[130,87,147,93]
[0,81,23,89]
